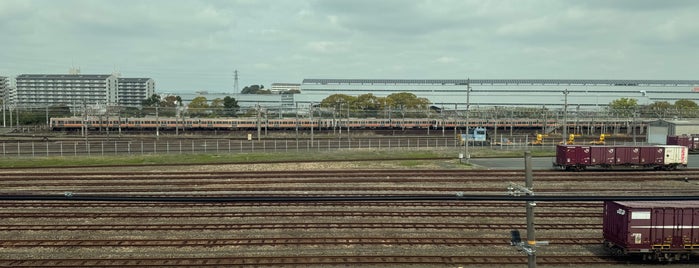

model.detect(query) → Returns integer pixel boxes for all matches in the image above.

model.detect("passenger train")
[49,116,643,132]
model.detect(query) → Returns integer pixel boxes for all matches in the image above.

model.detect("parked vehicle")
[603,201,699,262]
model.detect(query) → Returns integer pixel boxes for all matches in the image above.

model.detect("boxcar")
[667,135,699,152]
[603,201,699,262]
[553,145,687,171]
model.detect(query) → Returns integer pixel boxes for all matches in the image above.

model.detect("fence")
[0,137,557,158]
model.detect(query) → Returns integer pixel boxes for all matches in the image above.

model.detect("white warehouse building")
[299,79,699,109]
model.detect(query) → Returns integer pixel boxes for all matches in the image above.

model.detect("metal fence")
[1,138,443,158]
[0,137,558,158]
[1,133,659,159]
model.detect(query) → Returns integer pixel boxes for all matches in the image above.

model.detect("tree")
[386,92,430,109]
[223,96,240,117]
[609,98,638,117]
[644,101,672,118]
[188,96,209,116]
[320,94,356,114]
[141,94,161,107]
[355,93,381,117]
[208,98,223,117]
[675,99,698,110]
[241,85,270,94]
[385,92,431,117]
[160,95,182,107]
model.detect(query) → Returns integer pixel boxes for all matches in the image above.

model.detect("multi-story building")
[270,83,301,94]
[14,74,155,108]
[118,78,155,107]
[0,76,7,104]
[15,74,118,107]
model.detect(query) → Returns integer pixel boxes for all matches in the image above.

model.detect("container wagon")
[667,135,699,152]
[553,145,687,171]
[603,201,699,262]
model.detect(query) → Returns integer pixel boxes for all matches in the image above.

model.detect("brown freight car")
[553,145,687,171]
[603,201,699,262]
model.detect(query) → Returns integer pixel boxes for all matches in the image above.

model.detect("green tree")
[241,85,270,94]
[385,92,430,117]
[609,98,638,117]
[386,92,430,109]
[160,95,182,107]
[675,99,698,110]
[223,96,240,117]
[320,94,356,114]
[141,94,161,107]
[188,96,209,116]
[643,101,672,118]
[355,93,381,117]
[209,98,224,117]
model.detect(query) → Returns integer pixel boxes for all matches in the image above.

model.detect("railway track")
[0,211,602,218]
[0,200,602,208]
[0,255,649,267]
[0,222,601,231]
[2,169,693,266]
[0,237,603,247]
[2,169,698,181]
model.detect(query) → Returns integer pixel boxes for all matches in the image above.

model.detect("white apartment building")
[15,74,118,107]
[0,76,7,104]
[118,77,155,106]
[14,74,155,108]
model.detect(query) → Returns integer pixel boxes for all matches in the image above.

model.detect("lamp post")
[464,79,471,164]
[310,102,314,147]
[562,89,569,145]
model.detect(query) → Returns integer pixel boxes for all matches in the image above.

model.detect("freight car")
[603,201,699,262]
[553,145,687,171]
[667,135,699,152]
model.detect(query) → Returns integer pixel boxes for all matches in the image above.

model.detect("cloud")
[1,0,698,92]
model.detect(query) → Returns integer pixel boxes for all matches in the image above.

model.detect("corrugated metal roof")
[302,78,699,86]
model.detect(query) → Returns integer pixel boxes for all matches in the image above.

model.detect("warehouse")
[647,119,699,144]
[299,79,699,109]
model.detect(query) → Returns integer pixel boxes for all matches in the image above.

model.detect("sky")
[1,0,698,94]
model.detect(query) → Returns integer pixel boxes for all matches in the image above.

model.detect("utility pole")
[463,78,471,164]
[256,104,261,141]
[508,151,548,268]
[155,104,159,138]
[562,89,569,145]
[310,103,314,147]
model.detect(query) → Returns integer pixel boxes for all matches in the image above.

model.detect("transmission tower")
[233,70,239,94]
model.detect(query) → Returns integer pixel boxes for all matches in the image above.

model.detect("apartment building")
[0,76,7,104]
[14,74,155,108]
[118,77,155,106]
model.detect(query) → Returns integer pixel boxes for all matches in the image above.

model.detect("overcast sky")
[1,0,698,93]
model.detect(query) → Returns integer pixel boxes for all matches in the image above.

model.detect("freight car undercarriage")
[605,240,696,263]
[554,163,684,171]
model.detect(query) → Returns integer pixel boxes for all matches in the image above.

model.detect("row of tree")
[141,94,240,117]
[318,92,431,118]
[609,98,698,117]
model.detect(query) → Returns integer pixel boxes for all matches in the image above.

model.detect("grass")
[0,147,555,168]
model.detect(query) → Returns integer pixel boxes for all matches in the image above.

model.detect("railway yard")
[2,160,699,267]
